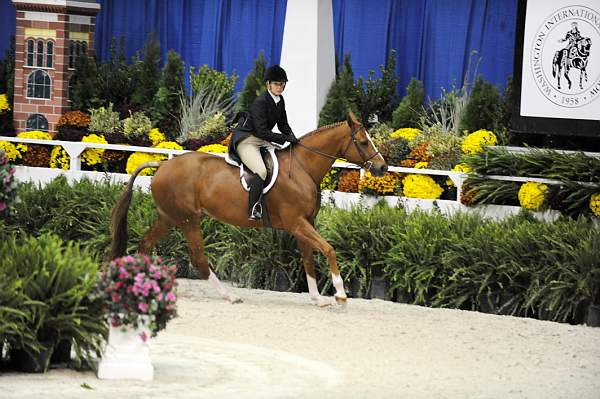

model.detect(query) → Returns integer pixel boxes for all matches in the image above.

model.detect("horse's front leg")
[297,240,331,307]
[292,219,347,306]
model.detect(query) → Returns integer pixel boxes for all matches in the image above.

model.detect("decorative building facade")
[11,0,100,134]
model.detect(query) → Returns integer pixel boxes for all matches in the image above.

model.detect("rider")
[559,21,582,50]
[228,65,300,220]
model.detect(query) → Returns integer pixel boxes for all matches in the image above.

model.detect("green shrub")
[319,54,359,126]
[190,64,238,104]
[380,137,411,166]
[122,111,152,139]
[235,51,267,114]
[391,78,425,129]
[459,75,501,133]
[366,122,393,147]
[88,104,122,134]
[151,50,185,137]
[131,32,161,111]
[0,233,107,370]
[355,50,399,125]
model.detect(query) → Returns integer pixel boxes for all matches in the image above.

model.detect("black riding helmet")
[264,65,288,82]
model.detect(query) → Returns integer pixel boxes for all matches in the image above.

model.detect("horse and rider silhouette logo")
[552,21,592,90]
[529,5,600,108]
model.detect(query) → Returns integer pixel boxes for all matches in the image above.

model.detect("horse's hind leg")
[298,240,331,307]
[180,215,242,304]
[139,215,173,255]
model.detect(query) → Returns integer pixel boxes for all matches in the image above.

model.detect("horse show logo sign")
[522,1,600,120]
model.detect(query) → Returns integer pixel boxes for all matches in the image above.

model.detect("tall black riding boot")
[248,174,265,220]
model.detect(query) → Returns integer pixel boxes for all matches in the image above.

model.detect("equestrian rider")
[559,21,582,50]
[227,65,300,220]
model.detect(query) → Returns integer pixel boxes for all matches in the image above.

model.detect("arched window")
[69,40,88,69]
[36,40,44,67]
[26,114,49,131]
[46,41,54,68]
[27,70,51,99]
[26,39,34,66]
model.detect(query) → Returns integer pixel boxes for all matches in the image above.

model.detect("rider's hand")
[288,135,300,144]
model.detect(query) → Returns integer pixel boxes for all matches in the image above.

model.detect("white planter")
[97,319,154,381]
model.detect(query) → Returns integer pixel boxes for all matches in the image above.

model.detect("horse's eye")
[359,140,369,147]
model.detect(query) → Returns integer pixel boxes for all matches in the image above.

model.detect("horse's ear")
[346,111,359,127]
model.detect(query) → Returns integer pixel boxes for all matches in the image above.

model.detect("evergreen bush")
[131,32,161,112]
[459,75,501,133]
[235,51,267,114]
[319,54,359,126]
[88,103,122,135]
[151,50,185,137]
[391,78,425,129]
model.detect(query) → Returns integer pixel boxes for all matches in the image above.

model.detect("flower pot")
[585,304,600,327]
[97,318,154,381]
[10,343,54,373]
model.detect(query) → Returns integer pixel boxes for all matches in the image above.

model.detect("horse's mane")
[301,121,346,139]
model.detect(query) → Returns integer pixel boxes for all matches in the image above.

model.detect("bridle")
[295,124,381,171]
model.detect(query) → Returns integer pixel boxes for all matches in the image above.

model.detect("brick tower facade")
[11,0,100,135]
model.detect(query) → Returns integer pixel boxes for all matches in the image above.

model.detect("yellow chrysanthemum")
[15,130,52,153]
[414,162,428,169]
[126,152,158,175]
[154,141,184,161]
[588,193,600,217]
[197,143,228,154]
[149,128,166,146]
[0,141,21,162]
[359,171,402,195]
[461,129,498,155]
[518,181,548,210]
[390,128,422,141]
[81,133,108,166]
[50,146,70,170]
[0,93,10,113]
[320,168,339,191]
[447,163,472,186]
[403,174,444,199]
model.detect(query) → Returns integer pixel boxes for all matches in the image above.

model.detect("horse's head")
[341,112,388,176]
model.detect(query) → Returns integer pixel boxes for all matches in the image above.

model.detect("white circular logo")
[530,5,600,108]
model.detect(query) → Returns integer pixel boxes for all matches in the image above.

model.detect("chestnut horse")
[110,112,387,306]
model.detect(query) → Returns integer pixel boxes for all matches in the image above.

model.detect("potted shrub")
[97,254,177,380]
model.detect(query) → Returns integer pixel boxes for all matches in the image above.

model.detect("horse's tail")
[110,161,162,260]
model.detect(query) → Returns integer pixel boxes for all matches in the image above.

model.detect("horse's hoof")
[334,295,348,307]
[311,296,332,307]
[229,296,243,304]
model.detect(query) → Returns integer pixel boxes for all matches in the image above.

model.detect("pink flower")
[123,255,135,263]
[138,302,149,313]
[111,293,121,302]
[0,202,6,212]
[165,291,176,302]
[139,331,148,342]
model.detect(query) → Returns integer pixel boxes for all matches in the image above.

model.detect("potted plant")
[97,254,177,380]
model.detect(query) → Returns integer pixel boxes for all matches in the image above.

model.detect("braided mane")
[301,121,346,139]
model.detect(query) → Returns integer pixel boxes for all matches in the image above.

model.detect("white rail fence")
[2,135,599,220]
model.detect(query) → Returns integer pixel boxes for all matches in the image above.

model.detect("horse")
[553,37,592,90]
[110,111,388,307]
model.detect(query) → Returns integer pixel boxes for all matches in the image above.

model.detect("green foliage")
[355,50,400,125]
[190,64,238,104]
[368,122,394,147]
[131,32,161,111]
[6,178,599,325]
[459,75,501,133]
[123,111,153,139]
[88,103,122,134]
[417,123,464,170]
[380,137,411,166]
[151,50,185,136]
[178,85,235,143]
[497,76,513,133]
[70,55,103,112]
[0,36,15,133]
[235,51,267,114]
[391,78,425,129]
[0,233,107,370]
[319,54,359,126]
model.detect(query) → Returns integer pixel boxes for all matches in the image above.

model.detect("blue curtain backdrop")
[0,0,517,99]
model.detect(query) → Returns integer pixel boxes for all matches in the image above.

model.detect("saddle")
[225,144,287,194]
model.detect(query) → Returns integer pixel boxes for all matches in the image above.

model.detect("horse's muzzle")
[370,163,388,177]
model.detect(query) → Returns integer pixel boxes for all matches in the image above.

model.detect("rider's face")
[268,81,286,95]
